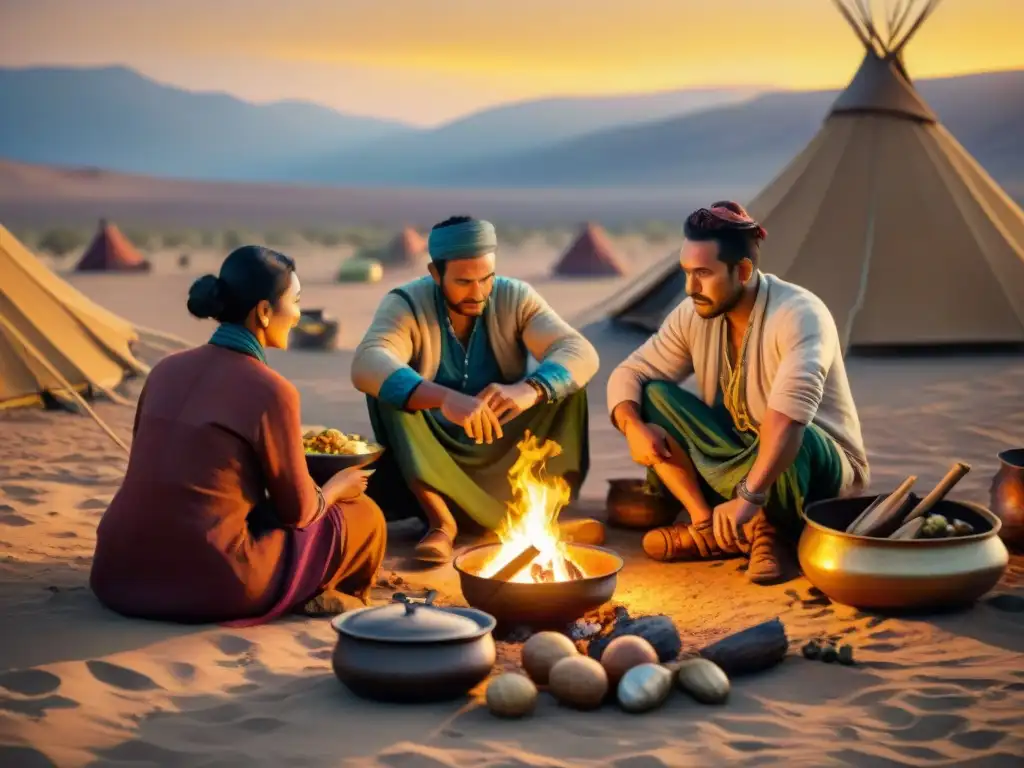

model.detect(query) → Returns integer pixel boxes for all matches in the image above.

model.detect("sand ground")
[1,244,1022,767]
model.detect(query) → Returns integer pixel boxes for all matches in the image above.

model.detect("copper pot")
[606,478,678,530]
[798,495,1008,610]
[990,449,1024,551]
[330,591,496,703]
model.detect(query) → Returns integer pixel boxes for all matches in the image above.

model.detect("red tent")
[381,227,427,266]
[553,223,628,277]
[75,220,151,272]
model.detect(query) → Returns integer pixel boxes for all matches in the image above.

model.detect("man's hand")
[712,497,761,553]
[625,422,672,467]
[441,390,503,444]
[478,382,542,425]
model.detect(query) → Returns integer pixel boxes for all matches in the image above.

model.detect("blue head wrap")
[427,219,498,262]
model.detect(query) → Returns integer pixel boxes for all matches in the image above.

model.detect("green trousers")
[365,390,590,530]
[640,381,843,541]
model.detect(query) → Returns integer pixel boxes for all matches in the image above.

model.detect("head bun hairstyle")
[187,245,296,324]
[682,200,767,269]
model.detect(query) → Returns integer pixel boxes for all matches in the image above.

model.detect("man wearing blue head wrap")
[352,216,600,562]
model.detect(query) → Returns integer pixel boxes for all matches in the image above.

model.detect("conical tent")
[608,0,1024,349]
[381,227,427,266]
[75,219,151,272]
[553,223,629,277]
[0,224,147,409]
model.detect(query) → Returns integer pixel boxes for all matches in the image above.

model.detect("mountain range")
[1,65,1022,191]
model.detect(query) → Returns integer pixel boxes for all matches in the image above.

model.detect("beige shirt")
[351,275,599,398]
[606,272,869,493]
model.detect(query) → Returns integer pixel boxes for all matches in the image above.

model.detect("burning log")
[492,545,541,582]
[699,617,788,676]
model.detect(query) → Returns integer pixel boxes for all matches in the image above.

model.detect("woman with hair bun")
[91,245,386,624]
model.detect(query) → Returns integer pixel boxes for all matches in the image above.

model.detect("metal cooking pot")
[330,590,496,703]
[798,495,1008,610]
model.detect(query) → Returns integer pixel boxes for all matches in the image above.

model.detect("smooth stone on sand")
[588,615,682,663]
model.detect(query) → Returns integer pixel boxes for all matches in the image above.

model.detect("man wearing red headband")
[607,202,869,583]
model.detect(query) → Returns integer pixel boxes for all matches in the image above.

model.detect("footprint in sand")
[1,485,43,504]
[377,751,455,768]
[213,633,256,656]
[76,497,110,511]
[890,713,969,742]
[293,630,331,650]
[0,511,32,526]
[235,716,287,733]
[0,693,79,718]
[612,756,672,768]
[903,693,975,712]
[85,660,162,692]
[952,729,1006,750]
[166,661,197,683]
[0,669,61,696]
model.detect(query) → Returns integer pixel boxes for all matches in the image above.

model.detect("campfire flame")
[476,432,586,584]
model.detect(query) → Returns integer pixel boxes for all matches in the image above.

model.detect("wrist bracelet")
[524,377,548,403]
[735,477,768,506]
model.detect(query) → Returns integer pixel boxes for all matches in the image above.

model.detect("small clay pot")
[606,479,678,530]
[991,448,1024,551]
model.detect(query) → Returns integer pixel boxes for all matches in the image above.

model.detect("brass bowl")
[798,495,1009,610]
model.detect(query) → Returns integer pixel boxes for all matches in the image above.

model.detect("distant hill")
[438,69,1024,190]
[297,88,761,184]
[0,66,414,181]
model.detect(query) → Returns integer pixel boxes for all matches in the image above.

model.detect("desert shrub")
[264,229,299,247]
[221,229,247,250]
[161,230,200,249]
[122,228,156,249]
[38,228,87,256]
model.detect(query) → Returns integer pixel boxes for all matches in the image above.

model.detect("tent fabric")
[553,223,629,277]
[75,219,151,272]
[606,51,1024,348]
[0,225,146,409]
[381,227,427,266]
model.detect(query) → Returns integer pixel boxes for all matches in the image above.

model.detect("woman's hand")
[324,467,374,502]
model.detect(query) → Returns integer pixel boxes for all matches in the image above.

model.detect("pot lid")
[335,591,482,643]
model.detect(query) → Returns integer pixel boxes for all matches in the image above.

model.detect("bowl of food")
[302,427,384,486]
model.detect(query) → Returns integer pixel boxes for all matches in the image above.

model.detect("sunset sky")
[1,0,1022,125]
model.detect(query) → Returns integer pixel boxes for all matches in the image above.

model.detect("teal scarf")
[209,324,267,365]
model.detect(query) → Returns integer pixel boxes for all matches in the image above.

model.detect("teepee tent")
[0,224,149,414]
[381,227,427,266]
[610,0,1024,349]
[553,223,629,277]
[75,219,151,272]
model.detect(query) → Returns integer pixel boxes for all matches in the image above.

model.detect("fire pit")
[455,542,623,627]
[453,432,624,627]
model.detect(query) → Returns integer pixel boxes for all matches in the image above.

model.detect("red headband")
[692,206,768,241]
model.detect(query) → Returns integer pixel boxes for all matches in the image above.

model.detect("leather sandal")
[414,528,455,564]
[642,521,724,562]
